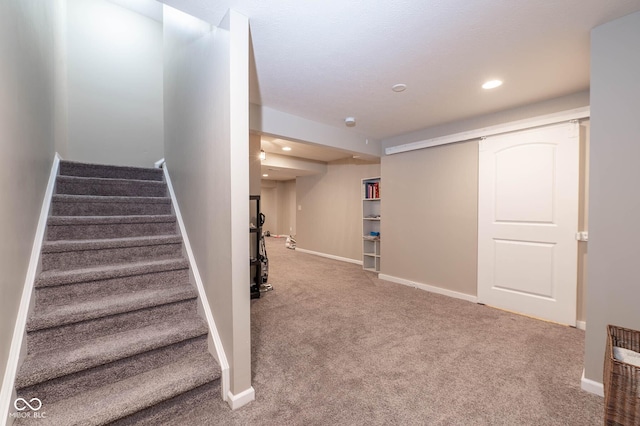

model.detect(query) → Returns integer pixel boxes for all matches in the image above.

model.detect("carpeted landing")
[185,237,604,425]
[14,160,221,425]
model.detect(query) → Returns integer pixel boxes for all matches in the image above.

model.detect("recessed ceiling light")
[482,80,503,89]
[392,83,407,92]
[262,174,269,177]
[282,146,292,151]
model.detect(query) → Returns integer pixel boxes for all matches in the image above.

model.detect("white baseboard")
[0,154,60,426]
[378,274,478,304]
[296,248,363,265]
[163,166,230,401]
[227,386,255,410]
[576,321,586,331]
[581,369,604,397]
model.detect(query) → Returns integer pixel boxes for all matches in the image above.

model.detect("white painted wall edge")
[163,165,230,402]
[581,369,604,397]
[385,106,591,155]
[227,386,255,410]
[378,274,478,304]
[576,321,586,331]
[296,248,363,265]
[0,154,60,426]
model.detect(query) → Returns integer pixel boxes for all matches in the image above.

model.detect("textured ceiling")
[162,0,640,141]
[260,136,352,163]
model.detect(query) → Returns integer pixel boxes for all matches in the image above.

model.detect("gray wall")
[66,0,164,167]
[0,0,57,390]
[381,141,479,296]
[163,8,251,395]
[260,180,296,236]
[297,160,381,261]
[584,10,640,383]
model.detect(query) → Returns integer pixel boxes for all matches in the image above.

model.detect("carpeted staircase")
[13,161,221,425]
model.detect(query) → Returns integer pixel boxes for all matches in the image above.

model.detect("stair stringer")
[161,164,230,402]
[0,153,61,426]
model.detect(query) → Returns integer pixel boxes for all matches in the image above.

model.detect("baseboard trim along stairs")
[3,158,232,425]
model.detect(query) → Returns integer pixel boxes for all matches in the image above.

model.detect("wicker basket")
[604,325,640,425]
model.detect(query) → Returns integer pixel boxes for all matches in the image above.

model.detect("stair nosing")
[35,258,189,288]
[28,286,198,332]
[16,317,209,389]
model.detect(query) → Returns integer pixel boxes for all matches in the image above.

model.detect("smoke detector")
[345,117,356,127]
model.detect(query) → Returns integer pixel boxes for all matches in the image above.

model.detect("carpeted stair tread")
[28,286,198,331]
[35,258,189,288]
[46,215,178,240]
[15,352,220,426]
[47,214,176,226]
[42,235,182,253]
[56,175,167,197]
[16,316,209,389]
[59,160,164,181]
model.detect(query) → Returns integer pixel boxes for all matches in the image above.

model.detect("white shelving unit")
[362,177,381,272]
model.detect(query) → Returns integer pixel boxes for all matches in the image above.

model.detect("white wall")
[0,0,58,395]
[584,10,640,384]
[261,180,296,236]
[163,6,252,398]
[66,0,164,167]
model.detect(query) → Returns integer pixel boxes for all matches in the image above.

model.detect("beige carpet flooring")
[184,237,604,425]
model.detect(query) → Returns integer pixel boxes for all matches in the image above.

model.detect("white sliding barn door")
[477,122,579,326]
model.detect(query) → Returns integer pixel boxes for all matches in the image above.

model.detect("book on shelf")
[365,181,380,199]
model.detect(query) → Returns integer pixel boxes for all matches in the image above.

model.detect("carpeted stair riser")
[14,352,220,426]
[18,335,209,405]
[35,268,190,307]
[59,161,164,181]
[111,381,218,426]
[46,215,177,240]
[41,239,182,271]
[27,297,198,354]
[52,195,172,216]
[56,176,167,198]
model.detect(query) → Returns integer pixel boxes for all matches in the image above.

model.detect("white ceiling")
[161,0,640,141]
[260,136,353,163]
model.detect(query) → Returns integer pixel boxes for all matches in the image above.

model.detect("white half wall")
[163,5,252,402]
[0,0,58,409]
